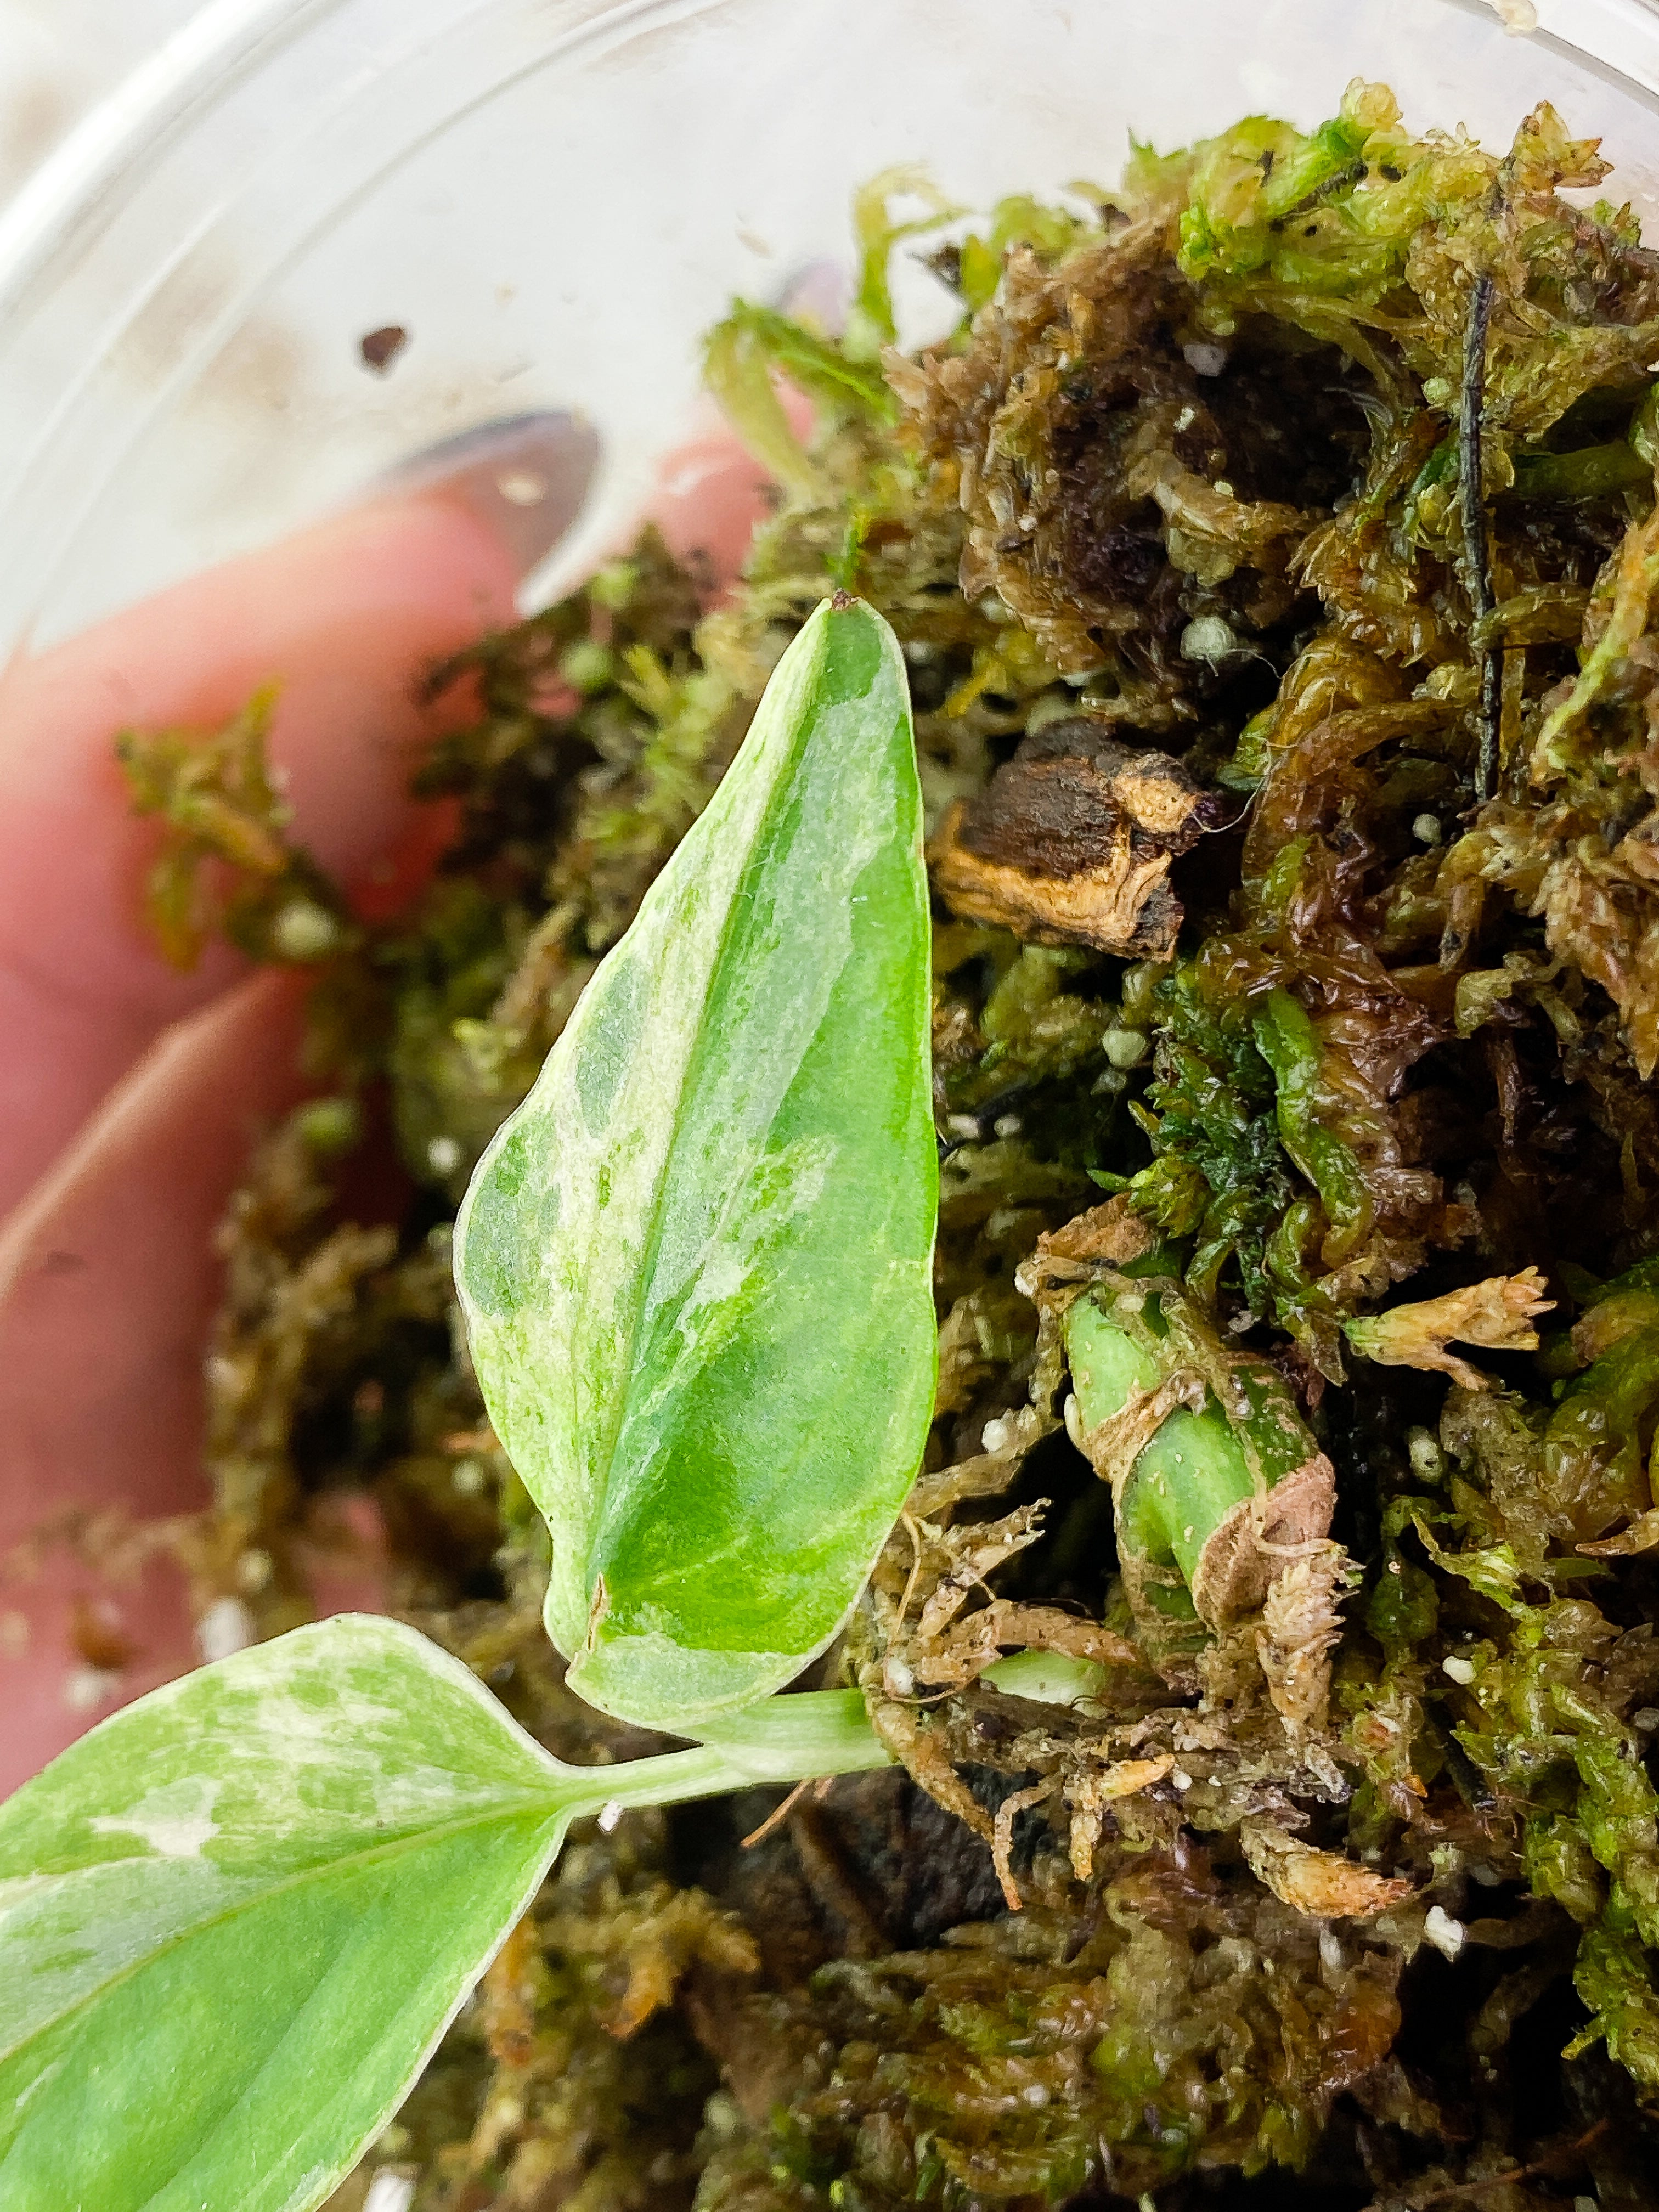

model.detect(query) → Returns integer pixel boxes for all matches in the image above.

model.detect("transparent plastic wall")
[0,0,1656,648]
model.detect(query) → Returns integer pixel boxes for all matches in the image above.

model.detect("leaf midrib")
[1,1785,566,2068]
[589,639,828,1581]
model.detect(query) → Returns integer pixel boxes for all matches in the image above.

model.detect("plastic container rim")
[4,0,1659,327]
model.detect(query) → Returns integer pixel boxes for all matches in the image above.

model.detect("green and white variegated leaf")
[0,1615,569,2212]
[456,595,936,1730]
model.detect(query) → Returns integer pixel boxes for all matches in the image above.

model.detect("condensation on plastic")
[0,0,1656,650]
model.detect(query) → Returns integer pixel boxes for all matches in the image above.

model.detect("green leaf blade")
[0,1616,567,2212]
[456,596,936,1730]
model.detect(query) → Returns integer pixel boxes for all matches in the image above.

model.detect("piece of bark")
[931,718,1217,956]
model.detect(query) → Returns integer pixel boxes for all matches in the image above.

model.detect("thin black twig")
[1460,268,1502,802]
[1267,159,1368,230]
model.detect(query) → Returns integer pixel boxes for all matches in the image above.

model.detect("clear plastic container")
[2,0,1659,652]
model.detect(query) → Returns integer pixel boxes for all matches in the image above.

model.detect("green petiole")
[555,1645,1102,1815]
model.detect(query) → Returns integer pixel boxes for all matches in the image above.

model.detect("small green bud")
[1407,1426,1444,1485]
[1180,615,1238,663]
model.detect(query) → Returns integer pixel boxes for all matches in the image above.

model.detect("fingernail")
[378,409,600,578]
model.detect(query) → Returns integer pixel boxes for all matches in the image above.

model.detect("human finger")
[0,414,596,1217]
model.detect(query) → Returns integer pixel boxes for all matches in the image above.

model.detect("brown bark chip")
[932,717,1217,956]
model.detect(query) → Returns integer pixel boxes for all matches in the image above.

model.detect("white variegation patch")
[88,1775,222,1860]
[0,1617,574,2212]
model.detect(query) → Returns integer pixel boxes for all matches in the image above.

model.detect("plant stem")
[1063,1272,1333,1654]
[552,1688,893,1825]
[1511,441,1652,505]
[546,1654,1105,1826]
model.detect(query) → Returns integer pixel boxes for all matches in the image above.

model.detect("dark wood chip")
[931,715,1218,957]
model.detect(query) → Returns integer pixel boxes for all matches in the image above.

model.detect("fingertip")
[378,410,601,585]
[0,488,520,1003]
[646,435,781,583]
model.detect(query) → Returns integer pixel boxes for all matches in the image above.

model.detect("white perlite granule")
[196,1595,255,1664]
[363,2174,417,2212]
[1488,0,1538,31]
[1423,1904,1466,1960]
